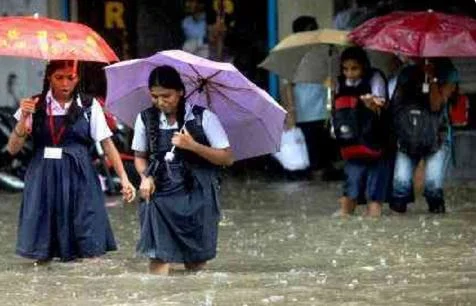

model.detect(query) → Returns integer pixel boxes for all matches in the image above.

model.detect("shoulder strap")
[190,105,205,126]
[141,107,161,160]
[79,93,94,122]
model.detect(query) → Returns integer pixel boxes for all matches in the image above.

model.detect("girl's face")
[342,59,364,81]
[150,85,183,115]
[48,66,79,102]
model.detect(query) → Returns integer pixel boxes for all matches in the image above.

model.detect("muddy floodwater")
[0,173,475,305]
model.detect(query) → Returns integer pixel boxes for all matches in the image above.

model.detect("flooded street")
[0,173,475,305]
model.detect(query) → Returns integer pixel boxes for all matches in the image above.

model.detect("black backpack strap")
[141,107,161,160]
[79,93,94,122]
[191,105,205,126]
[140,107,161,177]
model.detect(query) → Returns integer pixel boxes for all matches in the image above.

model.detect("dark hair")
[148,65,187,129]
[432,58,459,85]
[292,16,319,33]
[34,60,82,134]
[339,46,372,78]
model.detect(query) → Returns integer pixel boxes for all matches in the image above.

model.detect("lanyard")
[47,102,67,146]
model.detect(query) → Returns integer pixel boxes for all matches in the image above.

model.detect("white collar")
[46,89,82,107]
[345,78,362,87]
[159,103,196,127]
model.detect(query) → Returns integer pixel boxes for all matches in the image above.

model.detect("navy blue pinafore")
[16,104,116,261]
[137,107,221,263]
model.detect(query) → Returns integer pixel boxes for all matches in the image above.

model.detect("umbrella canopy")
[259,29,350,83]
[105,50,286,161]
[0,15,118,63]
[348,10,476,57]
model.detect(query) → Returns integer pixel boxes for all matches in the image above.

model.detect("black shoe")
[428,200,446,214]
[389,202,407,213]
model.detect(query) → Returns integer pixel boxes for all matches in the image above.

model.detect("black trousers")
[297,119,338,171]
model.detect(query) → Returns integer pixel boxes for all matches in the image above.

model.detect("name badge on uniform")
[44,147,63,159]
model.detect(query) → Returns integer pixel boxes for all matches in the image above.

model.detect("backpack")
[391,66,443,158]
[393,102,441,158]
[450,94,469,127]
[332,95,383,160]
[332,69,387,160]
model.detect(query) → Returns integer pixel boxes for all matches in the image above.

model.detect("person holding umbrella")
[389,58,459,214]
[283,16,342,180]
[132,65,233,275]
[7,60,136,263]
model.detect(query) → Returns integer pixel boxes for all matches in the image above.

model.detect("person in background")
[283,15,342,181]
[335,46,391,217]
[390,58,459,214]
[182,0,209,58]
[7,60,136,263]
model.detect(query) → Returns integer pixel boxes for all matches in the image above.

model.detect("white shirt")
[14,90,112,142]
[341,71,387,100]
[132,105,230,152]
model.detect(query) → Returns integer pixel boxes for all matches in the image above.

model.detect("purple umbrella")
[104,50,286,161]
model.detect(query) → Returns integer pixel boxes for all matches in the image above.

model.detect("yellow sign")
[213,0,234,15]
[105,1,125,29]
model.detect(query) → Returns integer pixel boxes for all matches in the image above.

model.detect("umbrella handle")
[164,126,188,162]
[423,58,430,93]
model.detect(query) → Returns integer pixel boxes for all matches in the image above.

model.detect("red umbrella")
[0,15,118,63]
[348,10,476,57]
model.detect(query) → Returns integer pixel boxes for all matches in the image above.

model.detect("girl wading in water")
[132,65,233,275]
[8,60,136,263]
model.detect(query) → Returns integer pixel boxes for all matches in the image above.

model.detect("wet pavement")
[0,172,475,305]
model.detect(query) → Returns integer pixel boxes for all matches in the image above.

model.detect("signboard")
[78,0,136,60]
[0,0,47,108]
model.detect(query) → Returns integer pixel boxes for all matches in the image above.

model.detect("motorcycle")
[0,106,32,192]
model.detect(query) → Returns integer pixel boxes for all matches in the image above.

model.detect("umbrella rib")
[206,82,253,115]
[187,63,223,81]
[208,82,281,148]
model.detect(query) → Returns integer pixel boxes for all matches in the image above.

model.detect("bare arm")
[102,138,128,181]
[429,82,446,112]
[7,118,29,155]
[134,152,155,202]
[7,97,38,155]
[102,137,136,202]
[282,82,296,128]
[134,152,149,180]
